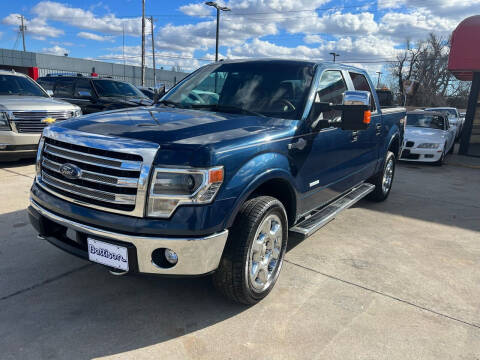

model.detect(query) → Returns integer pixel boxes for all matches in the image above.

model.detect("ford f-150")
[28,59,406,304]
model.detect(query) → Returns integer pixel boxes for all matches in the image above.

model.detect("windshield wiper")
[190,104,266,118]
[157,99,182,108]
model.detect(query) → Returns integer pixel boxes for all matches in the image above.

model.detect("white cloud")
[180,3,213,17]
[31,1,142,36]
[77,31,115,42]
[2,13,64,38]
[41,45,68,56]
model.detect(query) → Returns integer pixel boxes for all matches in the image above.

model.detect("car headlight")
[147,166,224,218]
[0,112,11,131]
[73,108,82,117]
[417,143,440,149]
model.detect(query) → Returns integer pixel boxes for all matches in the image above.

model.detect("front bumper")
[400,147,443,162]
[0,131,40,159]
[28,199,229,275]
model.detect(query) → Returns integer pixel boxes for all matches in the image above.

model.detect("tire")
[435,146,446,166]
[212,196,288,305]
[366,151,395,202]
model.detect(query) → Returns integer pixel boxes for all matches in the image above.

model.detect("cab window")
[75,79,94,98]
[349,72,376,111]
[316,70,347,121]
[53,78,74,98]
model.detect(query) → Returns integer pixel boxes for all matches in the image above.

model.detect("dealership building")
[0,48,188,88]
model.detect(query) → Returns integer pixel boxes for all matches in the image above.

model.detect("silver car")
[0,70,81,161]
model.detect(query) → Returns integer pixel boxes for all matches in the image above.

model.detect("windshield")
[163,61,315,120]
[407,113,445,130]
[93,80,147,98]
[426,108,457,116]
[0,75,47,97]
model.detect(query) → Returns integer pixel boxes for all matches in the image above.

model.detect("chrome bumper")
[30,200,229,275]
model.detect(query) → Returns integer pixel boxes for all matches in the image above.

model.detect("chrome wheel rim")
[382,158,394,194]
[248,214,283,293]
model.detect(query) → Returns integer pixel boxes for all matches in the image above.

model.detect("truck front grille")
[12,111,75,133]
[38,137,142,212]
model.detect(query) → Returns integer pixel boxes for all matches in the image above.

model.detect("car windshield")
[93,80,147,98]
[407,113,445,130]
[427,108,457,116]
[162,61,315,120]
[0,74,47,97]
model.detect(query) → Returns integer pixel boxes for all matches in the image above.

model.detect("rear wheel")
[213,196,288,304]
[366,151,395,202]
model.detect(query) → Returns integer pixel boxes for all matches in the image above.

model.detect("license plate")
[87,238,129,271]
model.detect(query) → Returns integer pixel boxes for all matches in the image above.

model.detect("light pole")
[205,2,230,61]
[376,71,382,88]
[329,52,339,62]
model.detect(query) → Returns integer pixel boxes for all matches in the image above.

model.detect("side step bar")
[289,183,375,239]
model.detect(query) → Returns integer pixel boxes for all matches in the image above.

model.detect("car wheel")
[212,196,288,305]
[366,151,395,202]
[435,145,446,166]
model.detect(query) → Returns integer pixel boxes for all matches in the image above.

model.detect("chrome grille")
[38,137,142,212]
[12,111,75,133]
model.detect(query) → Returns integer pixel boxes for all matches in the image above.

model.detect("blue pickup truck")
[28,59,405,304]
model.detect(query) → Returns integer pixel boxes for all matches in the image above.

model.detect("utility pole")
[150,16,156,88]
[18,15,27,52]
[329,52,339,62]
[205,2,231,62]
[376,71,382,88]
[123,23,126,81]
[141,0,145,86]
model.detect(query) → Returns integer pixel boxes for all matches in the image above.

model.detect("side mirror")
[308,90,371,131]
[339,91,371,131]
[46,89,54,97]
[77,90,92,98]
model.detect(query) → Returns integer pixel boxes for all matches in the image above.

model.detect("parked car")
[401,110,455,165]
[28,59,406,304]
[136,85,166,102]
[37,75,153,114]
[425,107,463,139]
[0,70,81,161]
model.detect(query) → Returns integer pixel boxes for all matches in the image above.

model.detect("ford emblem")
[59,163,82,180]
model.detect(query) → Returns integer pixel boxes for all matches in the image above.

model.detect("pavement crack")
[1,168,35,179]
[284,259,480,330]
[0,264,92,301]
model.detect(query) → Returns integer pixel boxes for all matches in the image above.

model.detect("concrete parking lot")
[0,158,479,360]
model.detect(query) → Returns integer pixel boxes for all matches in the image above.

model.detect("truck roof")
[207,58,369,74]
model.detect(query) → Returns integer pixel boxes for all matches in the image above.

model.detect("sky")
[1,0,479,81]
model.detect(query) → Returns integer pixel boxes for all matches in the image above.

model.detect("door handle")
[288,138,307,150]
[351,130,359,142]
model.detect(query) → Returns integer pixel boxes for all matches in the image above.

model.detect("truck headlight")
[0,112,11,131]
[417,143,440,149]
[147,166,224,218]
[73,109,82,117]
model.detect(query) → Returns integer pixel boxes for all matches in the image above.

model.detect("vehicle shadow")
[0,208,248,359]
[349,161,480,232]
[0,158,36,169]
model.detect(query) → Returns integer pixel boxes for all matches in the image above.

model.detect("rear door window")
[349,72,376,111]
[53,78,74,98]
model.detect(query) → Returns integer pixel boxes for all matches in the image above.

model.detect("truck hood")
[0,95,79,111]
[405,127,447,143]
[56,107,295,148]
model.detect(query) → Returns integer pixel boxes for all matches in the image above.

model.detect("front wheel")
[213,196,288,304]
[366,151,395,202]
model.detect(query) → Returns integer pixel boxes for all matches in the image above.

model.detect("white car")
[425,107,462,139]
[400,111,455,165]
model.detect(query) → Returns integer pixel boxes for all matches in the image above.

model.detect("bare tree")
[389,34,468,108]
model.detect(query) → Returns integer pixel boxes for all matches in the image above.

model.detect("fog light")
[164,249,178,264]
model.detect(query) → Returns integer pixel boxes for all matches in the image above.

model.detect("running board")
[289,183,375,239]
